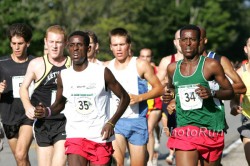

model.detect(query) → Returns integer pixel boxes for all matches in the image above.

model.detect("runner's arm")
[221,56,246,95]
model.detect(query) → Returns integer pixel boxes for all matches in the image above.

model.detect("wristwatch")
[211,90,216,97]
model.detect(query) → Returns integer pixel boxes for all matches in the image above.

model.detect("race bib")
[178,85,203,110]
[51,90,56,105]
[12,76,34,98]
[74,96,95,115]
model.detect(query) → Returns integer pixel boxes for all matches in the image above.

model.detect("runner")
[20,25,70,166]
[34,30,130,166]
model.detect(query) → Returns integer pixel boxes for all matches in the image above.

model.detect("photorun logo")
[160,126,224,137]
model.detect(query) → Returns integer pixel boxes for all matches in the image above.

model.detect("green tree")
[0,0,248,64]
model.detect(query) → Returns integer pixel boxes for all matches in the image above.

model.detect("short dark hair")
[86,30,99,44]
[7,23,32,42]
[180,25,201,40]
[109,27,131,44]
[68,31,90,46]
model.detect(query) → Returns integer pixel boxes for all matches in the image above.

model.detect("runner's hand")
[26,106,35,120]
[34,103,46,119]
[195,84,210,99]
[101,122,115,140]
[0,80,7,94]
[230,105,242,116]
[167,99,176,115]
[162,88,174,103]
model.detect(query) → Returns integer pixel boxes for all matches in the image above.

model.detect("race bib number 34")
[178,85,203,110]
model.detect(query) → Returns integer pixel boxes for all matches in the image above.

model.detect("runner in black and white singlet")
[0,23,34,166]
[31,54,71,147]
[20,25,70,166]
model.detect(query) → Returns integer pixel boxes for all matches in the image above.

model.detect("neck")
[74,58,88,72]
[48,54,66,66]
[11,54,28,63]
[114,56,132,70]
[182,55,200,64]
[88,57,97,63]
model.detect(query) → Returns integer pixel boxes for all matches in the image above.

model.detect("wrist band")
[211,90,216,97]
[46,107,51,117]
[171,92,175,99]
[106,121,115,128]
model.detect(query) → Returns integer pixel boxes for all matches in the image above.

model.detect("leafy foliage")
[0,0,248,63]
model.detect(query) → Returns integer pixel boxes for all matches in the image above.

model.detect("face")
[10,35,30,57]
[45,32,65,59]
[173,30,182,54]
[110,36,130,61]
[67,35,89,65]
[139,49,152,63]
[244,38,250,59]
[87,36,98,58]
[179,30,200,58]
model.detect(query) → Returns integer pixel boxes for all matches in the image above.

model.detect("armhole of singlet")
[170,54,175,63]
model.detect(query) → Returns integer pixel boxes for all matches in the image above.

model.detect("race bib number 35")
[178,85,203,110]
[74,96,94,115]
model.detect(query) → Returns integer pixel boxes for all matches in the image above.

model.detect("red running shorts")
[65,138,114,164]
[167,125,224,162]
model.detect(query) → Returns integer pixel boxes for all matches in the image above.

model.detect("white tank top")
[61,63,113,142]
[108,57,148,118]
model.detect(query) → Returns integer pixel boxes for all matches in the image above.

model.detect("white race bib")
[74,96,95,115]
[178,85,203,110]
[12,76,34,98]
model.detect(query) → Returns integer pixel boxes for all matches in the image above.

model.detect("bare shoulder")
[217,55,237,71]
[30,56,43,64]
[159,55,172,65]
[158,55,173,72]
[205,57,222,70]
[28,56,45,71]
[167,61,177,70]
[220,55,229,61]
[166,61,177,78]
[220,55,233,65]
[136,58,153,77]
[205,56,220,64]
[136,57,150,68]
